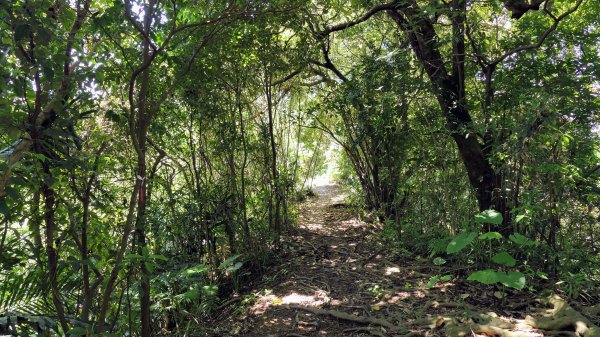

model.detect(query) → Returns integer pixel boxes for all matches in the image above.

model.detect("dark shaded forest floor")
[208,185,600,337]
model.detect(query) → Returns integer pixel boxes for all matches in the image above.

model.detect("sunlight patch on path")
[250,290,332,316]
[303,222,324,230]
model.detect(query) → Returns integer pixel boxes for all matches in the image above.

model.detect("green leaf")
[95,68,104,82]
[202,284,219,296]
[426,275,440,289]
[182,264,208,276]
[515,214,527,224]
[125,253,143,260]
[68,327,87,336]
[433,257,446,265]
[479,232,503,240]
[219,254,242,269]
[509,232,535,246]
[492,252,517,267]
[467,269,500,285]
[149,254,168,261]
[440,275,452,281]
[176,289,201,302]
[498,271,526,290]
[474,210,503,225]
[446,231,477,254]
[226,261,243,273]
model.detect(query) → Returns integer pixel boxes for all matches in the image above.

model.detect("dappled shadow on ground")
[209,184,600,337]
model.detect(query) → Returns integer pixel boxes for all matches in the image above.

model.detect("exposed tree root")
[343,326,387,337]
[442,295,600,337]
[445,323,540,337]
[525,295,600,337]
[287,304,406,333]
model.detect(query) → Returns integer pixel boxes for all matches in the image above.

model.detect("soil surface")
[209,184,600,337]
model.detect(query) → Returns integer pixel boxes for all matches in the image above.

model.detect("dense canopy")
[0,0,598,336]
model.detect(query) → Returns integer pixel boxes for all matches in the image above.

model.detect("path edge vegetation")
[0,0,598,335]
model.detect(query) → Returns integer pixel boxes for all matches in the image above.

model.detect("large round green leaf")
[474,210,503,225]
[479,232,503,240]
[467,269,500,285]
[446,231,477,254]
[475,209,503,225]
[492,252,517,267]
[499,271,526,290]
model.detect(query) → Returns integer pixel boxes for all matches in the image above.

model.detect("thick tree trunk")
[388,2,512,234]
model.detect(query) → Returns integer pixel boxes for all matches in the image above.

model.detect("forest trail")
[211,184,600,337]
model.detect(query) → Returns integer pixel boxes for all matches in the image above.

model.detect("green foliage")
[509,233,537,247]
[467,270,526,290]
[433,257,446,266]
[426,275,452,289]
[0,0,598,333]
[492,252,517,267]
[446,231,477,254]
[556,272,598,300]
[440,211,543,290]
[152,262,220,327]
[479,232,503,240]
[474,210,503,225]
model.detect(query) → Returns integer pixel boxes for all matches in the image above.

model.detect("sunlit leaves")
[509,232,537,246]
[446,231,477,254]
[474,210,503,225]
[468,269,525,289]
[515,214,527,223]
[468,270,525,289]
[468,269,499,285]
[479,232,503,240]
[499,272,526,290]
[433,257,447,265]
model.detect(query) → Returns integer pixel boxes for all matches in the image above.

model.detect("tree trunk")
[266,78,281,243]
[41,166,70,334]
[236,86,250,243]
[388,4,512,234]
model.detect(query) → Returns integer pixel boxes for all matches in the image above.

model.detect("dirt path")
[211,184,600,337]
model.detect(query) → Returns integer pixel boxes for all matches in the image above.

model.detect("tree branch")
[272,68,303,86]
[315,1,404,38]
[311,40,348,82]
[490,0,584,67]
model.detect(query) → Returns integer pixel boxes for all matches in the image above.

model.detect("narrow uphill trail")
[210,184,600,337]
